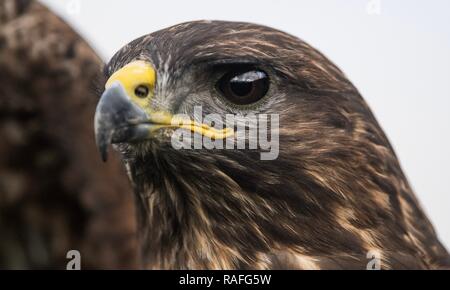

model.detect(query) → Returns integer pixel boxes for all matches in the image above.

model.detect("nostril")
[135,85,149,98]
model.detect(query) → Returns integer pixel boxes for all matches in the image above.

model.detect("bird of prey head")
[94,21,450,269]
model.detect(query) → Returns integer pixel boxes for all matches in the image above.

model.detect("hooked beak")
[94,61,234,162]
[94,82,158,161]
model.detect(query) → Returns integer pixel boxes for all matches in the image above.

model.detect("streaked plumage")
[1,0,448,270]
[99,21,450,269]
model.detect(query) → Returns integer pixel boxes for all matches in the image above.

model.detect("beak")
[95,60,234,162]
[94,82,157,161]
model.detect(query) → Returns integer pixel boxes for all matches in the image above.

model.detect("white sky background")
[40,0,450,249]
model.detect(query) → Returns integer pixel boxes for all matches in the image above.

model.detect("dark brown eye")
[217,69,269,105]
[135,85,149,98]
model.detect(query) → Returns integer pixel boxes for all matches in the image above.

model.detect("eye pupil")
[135,85,149,98]
[229,81,253,97]
[217,68,269,106]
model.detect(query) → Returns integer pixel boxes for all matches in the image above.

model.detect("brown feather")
[0,0,137,269]
[104,21,450,269]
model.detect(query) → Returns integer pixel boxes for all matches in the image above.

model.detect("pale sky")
[40,0,450,249]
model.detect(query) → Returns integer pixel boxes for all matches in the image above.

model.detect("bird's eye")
[135,85,150,98]
[217,69,269,105]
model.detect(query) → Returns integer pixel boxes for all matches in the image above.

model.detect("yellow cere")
[105,61,234,140]
[105,60,156,111]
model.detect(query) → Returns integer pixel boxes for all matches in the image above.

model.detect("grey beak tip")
[98,143,108,162]
[95,129,110,162]
[101,150,108,162]
[94,82,149,162]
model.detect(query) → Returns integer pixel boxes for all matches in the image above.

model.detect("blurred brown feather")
[0,0,137,269]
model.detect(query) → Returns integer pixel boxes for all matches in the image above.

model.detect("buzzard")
[94,21,450,269]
